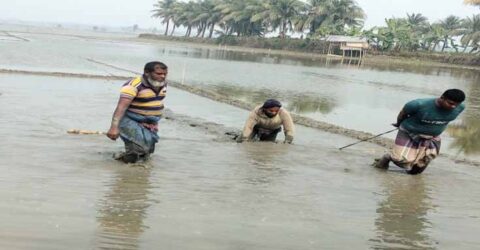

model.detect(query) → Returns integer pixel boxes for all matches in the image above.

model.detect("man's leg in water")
[374,154,391,169]
[117,141,148,163]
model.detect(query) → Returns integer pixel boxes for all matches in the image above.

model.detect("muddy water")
[1,27,480,249]
[1,72,480,250]
[0,27,478,159]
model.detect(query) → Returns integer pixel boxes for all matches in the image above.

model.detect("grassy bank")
[369,50,480,67]
[139,33,480,68]
[139,33,329,53]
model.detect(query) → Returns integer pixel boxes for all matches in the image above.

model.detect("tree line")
[152,0,480,53]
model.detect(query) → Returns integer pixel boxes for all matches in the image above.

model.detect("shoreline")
[3,26,479,72]
[135,35,480,72]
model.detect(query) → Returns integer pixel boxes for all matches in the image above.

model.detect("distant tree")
[438,15,463,52]
[458,14,480,53]
[152,0,177,35]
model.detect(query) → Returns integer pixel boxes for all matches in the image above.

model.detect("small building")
[325,35,369,59]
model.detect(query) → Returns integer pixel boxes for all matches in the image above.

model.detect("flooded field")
[1,25,480,249]
[1,24,478,158]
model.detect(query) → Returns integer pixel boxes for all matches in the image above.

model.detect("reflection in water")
[210,84,276,105]
[96,166,153,250]
[208,84,337,115]
[158,47,326,67]
[157,46,480,80]
[447,79,480,155]
[370,177,434,250]
[448,120,480,155]
[287,95,336,114]
[241,144,289,185]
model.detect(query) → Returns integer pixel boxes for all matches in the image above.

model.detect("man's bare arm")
[393,109,409,127]
[106,97,133,140]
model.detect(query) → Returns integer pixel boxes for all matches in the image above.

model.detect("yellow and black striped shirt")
[120,76,166,117]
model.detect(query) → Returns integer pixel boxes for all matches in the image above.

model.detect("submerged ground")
[1,25,479,249]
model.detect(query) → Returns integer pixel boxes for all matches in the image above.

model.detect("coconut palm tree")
[301,0,365,36]
[438,15,463,52]
[404,13,430,50]
[423,23,446,51]
[458,14,480,53]
[448,116,480,155]
[256,0,305,38]
[406,13,429,35]
[152,0,177,36]
[173,1,198,37]
[216,0,266,37]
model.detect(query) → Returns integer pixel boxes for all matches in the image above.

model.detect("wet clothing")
[390,127,441,174]
[375,97,464,174]
[120,76,167,117]
[117,76,166,163]
[251,125,282,142]
[241,105,295,142]
[401,98,465,136]
[119,111,160,162]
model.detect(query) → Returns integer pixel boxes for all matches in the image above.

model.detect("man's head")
[262,99,282,118]
[438,89,465,110]
[144,61,168,88]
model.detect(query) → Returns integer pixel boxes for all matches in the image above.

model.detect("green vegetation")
[149,0,480,65]
[151,0,365,39]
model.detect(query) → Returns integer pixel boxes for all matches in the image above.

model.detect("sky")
[0,0,478,29]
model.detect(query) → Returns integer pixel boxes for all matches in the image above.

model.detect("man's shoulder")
[414,98,435,105]
[406,98,435,108]
[123,76,144,87]
[279,108,291,116]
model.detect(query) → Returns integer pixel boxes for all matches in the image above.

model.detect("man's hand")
[107,97,132,141]
[391,123,399,128]
[236,136,247,143]
[106,126,120,140]
[284,135,293,144]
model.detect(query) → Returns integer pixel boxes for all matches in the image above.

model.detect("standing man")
[238,99,295,143]
[107,61,168,163]
[374,89,466,174]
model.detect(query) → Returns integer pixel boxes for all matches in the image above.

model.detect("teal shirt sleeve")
[403,99,421,115]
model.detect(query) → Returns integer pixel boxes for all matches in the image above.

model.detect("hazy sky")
[0,0,478,29]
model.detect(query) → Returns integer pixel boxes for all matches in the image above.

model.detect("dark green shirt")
[400,98,465,136]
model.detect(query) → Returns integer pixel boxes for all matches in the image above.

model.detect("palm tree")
[257,0,305,38]
[305,0,365,37]
[404,13,430,51]
[423,23,446,51]
[300,0,330,34]
[152,0,177,36]
[216,0,266,37]
[406,13,428,34]
[458,14,480,53]
[406,13,428,28]
[173,1,198,37]
[438,15,462,52]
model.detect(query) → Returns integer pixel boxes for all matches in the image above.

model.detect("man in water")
[238,99,295,143]
[106,61,168,163]
[374,89,466,174]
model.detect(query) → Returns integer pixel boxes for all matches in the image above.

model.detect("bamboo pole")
[67,129,105,135]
